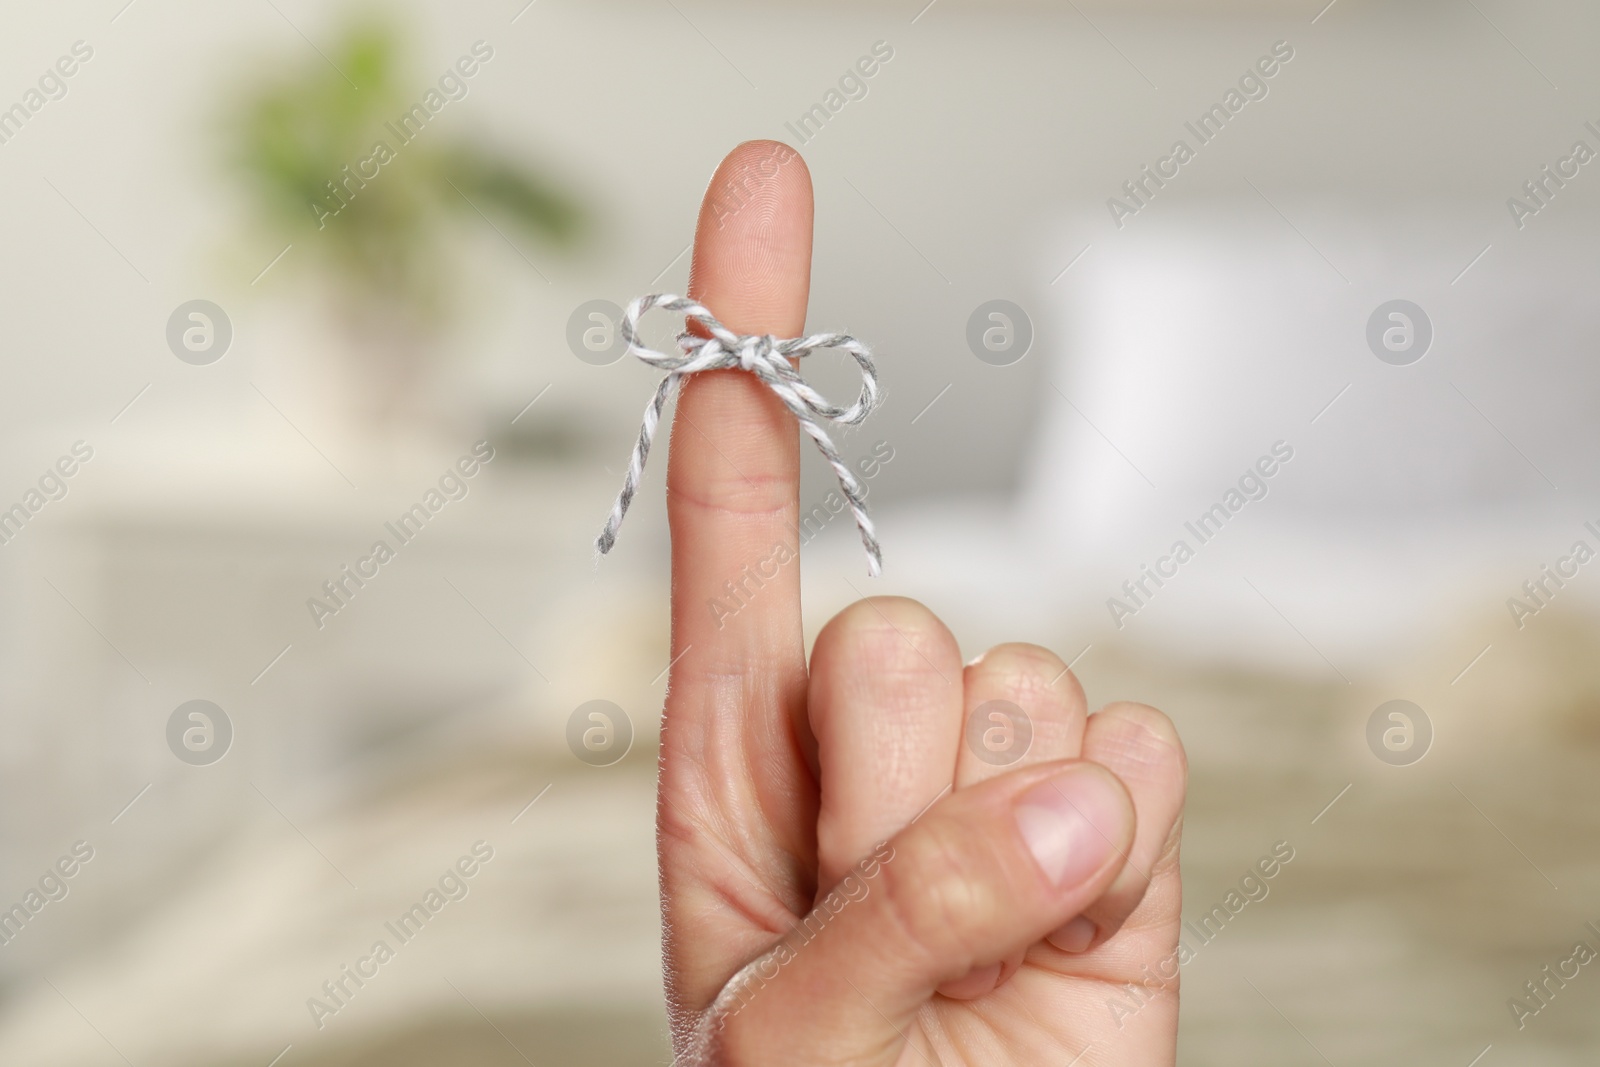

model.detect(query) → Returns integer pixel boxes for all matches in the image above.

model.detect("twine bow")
[595,293,884,576]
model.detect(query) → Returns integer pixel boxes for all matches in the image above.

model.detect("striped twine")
[595,293,883,576]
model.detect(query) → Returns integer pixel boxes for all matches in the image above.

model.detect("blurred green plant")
[226,15,581,317]
[220,14,585,427]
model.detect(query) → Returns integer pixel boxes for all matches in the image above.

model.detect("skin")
[657,140,1189,1065]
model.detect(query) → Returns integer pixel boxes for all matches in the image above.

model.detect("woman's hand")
[657,140,1188,1066]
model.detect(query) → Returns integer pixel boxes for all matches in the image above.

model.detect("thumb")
[700,761,1136,1066]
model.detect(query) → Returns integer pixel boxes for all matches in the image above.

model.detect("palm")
[646,141,1185,1066]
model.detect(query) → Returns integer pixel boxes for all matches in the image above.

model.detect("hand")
[657,140,1189,1066]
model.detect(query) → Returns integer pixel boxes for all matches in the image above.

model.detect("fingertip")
[1088,701,1189,785]
[689,140,813,337]
[811,596,962,694]
[815,595,955,647]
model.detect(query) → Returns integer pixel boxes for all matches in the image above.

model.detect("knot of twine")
[595,293,884,576]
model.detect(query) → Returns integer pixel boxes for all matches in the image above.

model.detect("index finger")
[655,141,818,1004]
[667,141,813,679]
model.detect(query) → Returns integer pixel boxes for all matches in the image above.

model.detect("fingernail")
[1013,765,1127,888]
[1047,915,1098,953]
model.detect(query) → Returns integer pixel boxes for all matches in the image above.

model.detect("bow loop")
[596,293,884,576]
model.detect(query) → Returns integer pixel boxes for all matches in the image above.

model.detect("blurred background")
[2,0,1599,1063]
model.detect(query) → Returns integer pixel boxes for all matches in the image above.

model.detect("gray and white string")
[595,293,884,576]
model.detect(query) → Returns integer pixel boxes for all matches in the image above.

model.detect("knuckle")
[829,595,944,637]
[969,643,1086,712]
[974,642,1065,676]
[666,465,795,519]
[1094,701,1188,779]
[816,597,956,673]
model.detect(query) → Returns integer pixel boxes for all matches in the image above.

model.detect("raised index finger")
[656,141,818,1008]
[667,141,812,681]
